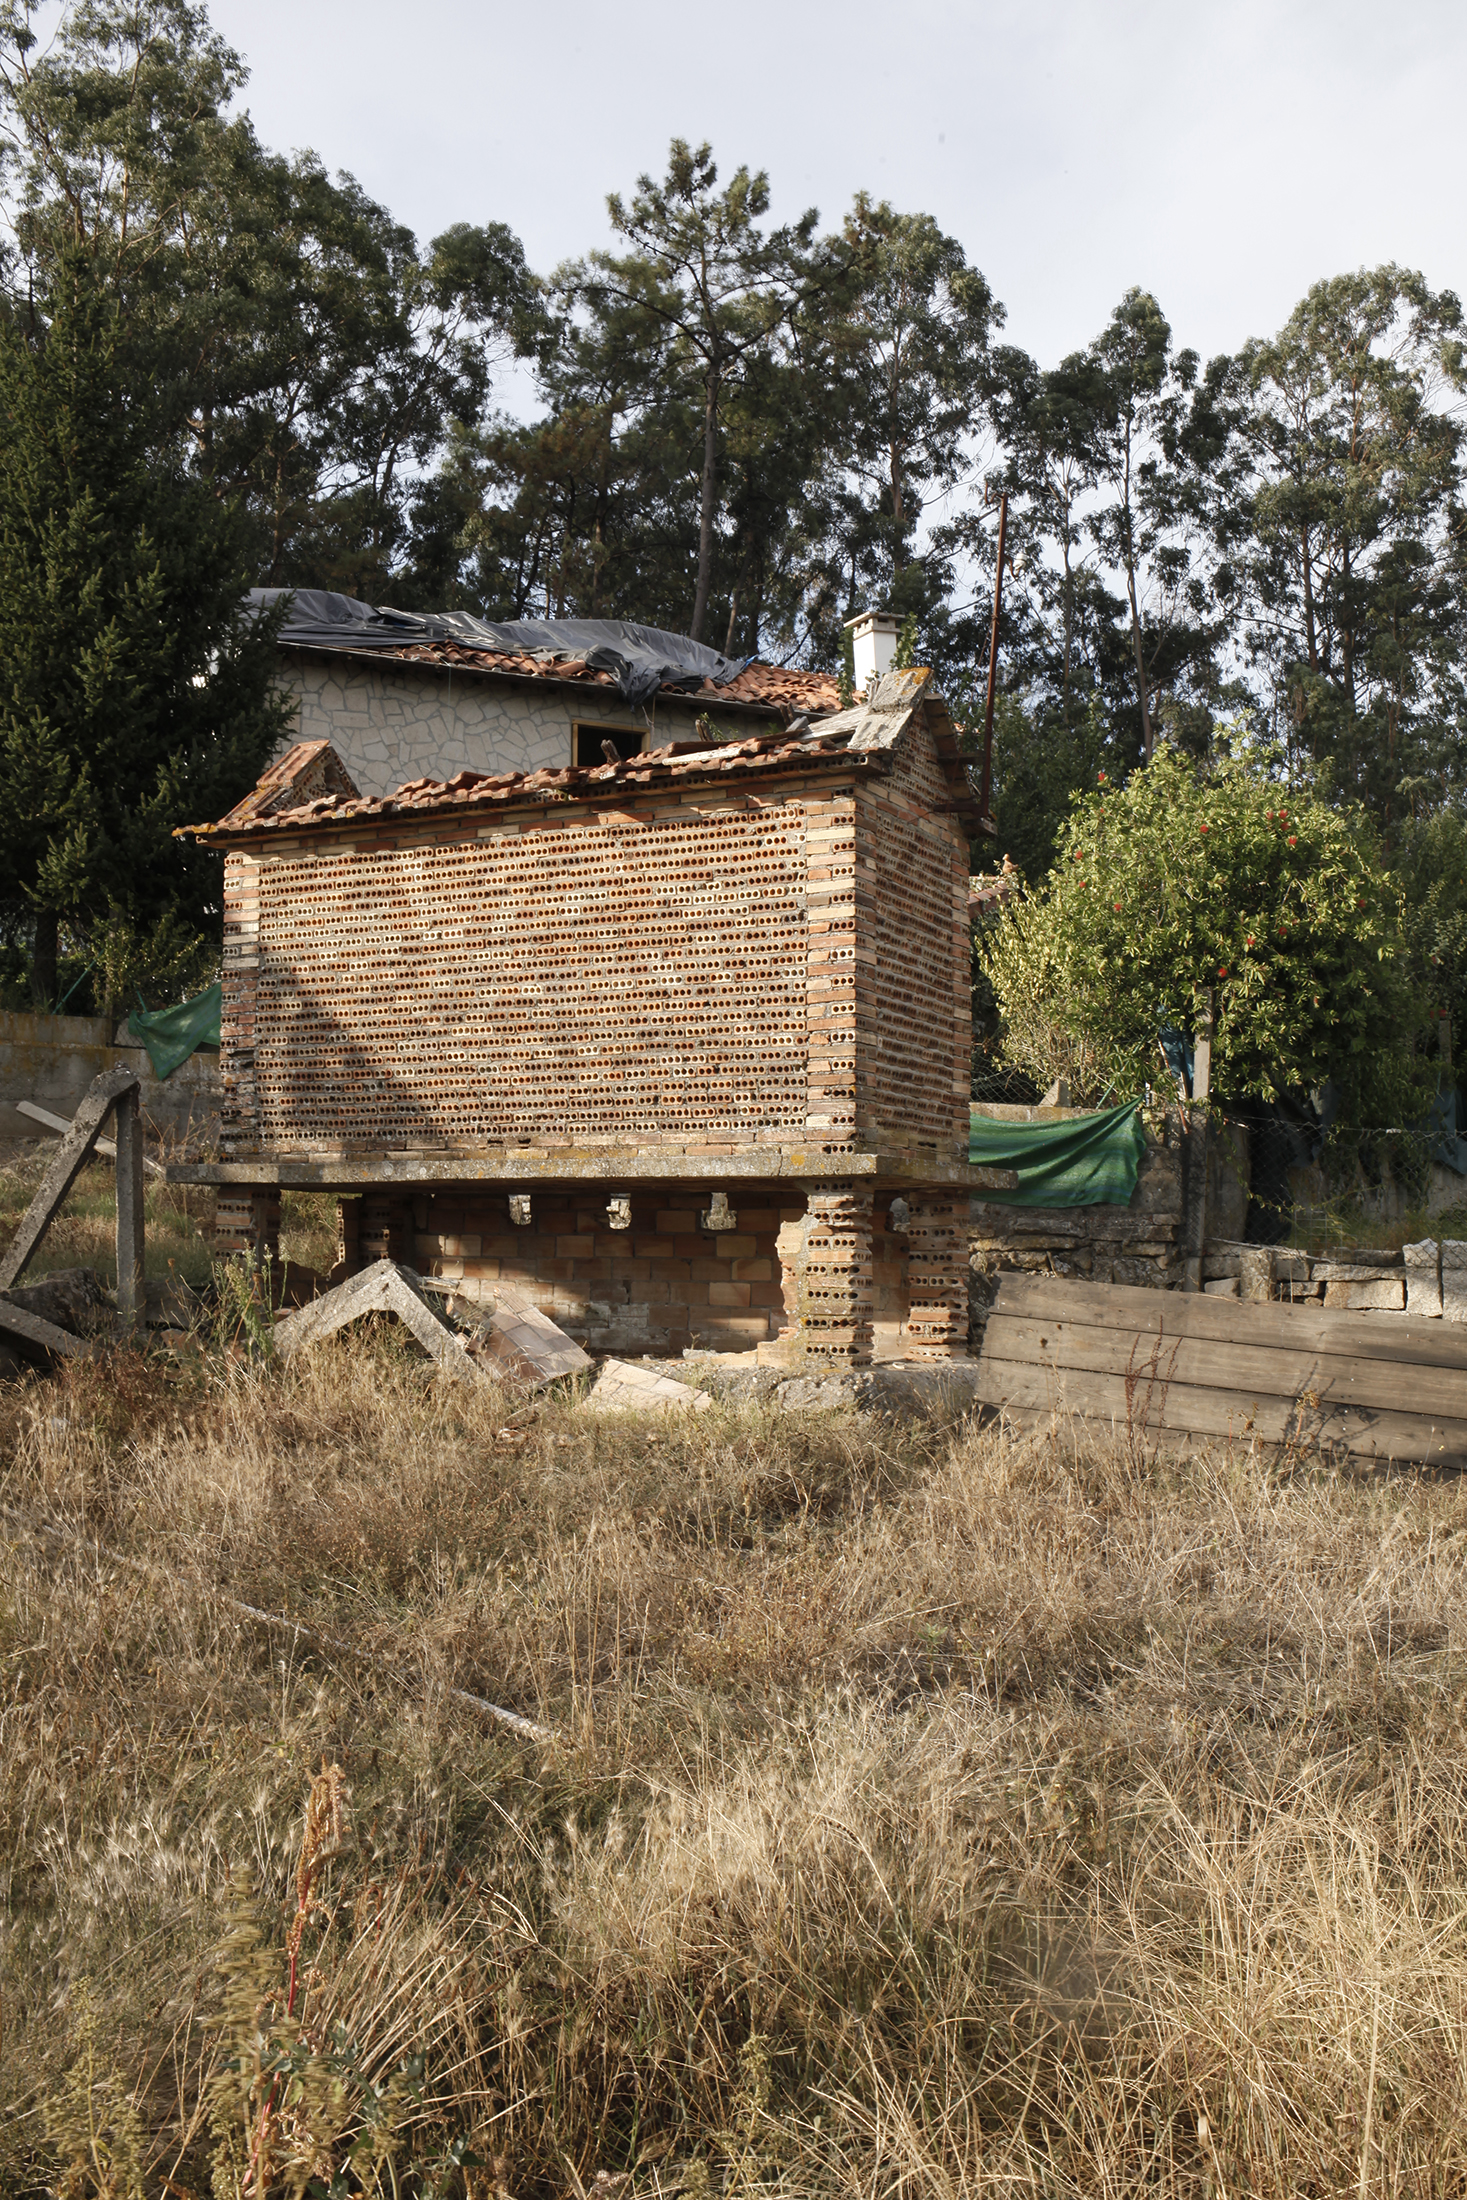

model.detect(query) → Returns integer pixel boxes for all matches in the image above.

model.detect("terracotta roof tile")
[285,633,840,718]
[183,727,867,845]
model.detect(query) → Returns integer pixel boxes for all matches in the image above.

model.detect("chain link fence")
[1218,1110,1467,1247]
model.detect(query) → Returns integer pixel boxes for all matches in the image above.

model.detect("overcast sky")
[204,0,1464,396]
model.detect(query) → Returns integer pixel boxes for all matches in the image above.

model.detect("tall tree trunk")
[1301,528,1320,671]
[690,370,719,643]
[1126,568,1153,760]
[32,909,59,1011]
[723,546,753,655]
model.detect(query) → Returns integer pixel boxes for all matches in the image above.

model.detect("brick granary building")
[179,665,1009,1364]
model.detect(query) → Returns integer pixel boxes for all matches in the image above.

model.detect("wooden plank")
[114,1085,145,1328]
[975,1360,1467,1464]
[982,1312,1467,1425]
[16,1101,165,1177]
[987,1272,1467,1370]
[0,1066,139,1290]
[0,1298,96,1361]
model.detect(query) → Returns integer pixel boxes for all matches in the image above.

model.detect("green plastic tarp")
[969,1097,1148,1208]
[127,981,221,1081]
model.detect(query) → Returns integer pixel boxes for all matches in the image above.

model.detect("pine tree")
[0,252,290,1007]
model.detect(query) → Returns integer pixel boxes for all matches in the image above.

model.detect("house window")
[575,722,645,767]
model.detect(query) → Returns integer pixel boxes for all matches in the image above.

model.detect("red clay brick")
[708,1280,752,1307]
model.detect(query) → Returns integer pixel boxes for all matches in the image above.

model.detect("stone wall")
[967,1106,1185,1347]
[274,653,759,798]
[0,1009,219,1146]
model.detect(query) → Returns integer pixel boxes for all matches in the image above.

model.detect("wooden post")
[0,1064,140,1290]
[1181,986,1213,1294]
[114,1082,146,1329]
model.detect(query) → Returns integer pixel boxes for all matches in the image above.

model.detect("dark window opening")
[575,723,645,767]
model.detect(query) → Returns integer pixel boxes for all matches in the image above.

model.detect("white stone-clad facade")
[273,651,754,797]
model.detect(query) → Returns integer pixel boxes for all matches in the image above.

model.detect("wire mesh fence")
[1217,1110,1467,1248]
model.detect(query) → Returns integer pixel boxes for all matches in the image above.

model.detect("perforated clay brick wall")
[859,723,971,1154]
[223,787,830,1155]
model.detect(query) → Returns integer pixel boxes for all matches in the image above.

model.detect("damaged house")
[255,589,852,794]
[177,648,1006,1366]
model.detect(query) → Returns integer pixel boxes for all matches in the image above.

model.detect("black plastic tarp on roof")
[248,589,750,707]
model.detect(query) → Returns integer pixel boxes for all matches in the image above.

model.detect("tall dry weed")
[5,1334,1467,2194]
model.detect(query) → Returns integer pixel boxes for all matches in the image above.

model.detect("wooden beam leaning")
[0,1065,140,1291]
[114,1083,146,1328]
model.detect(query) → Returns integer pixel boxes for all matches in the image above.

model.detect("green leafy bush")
[980,746,1420,1113]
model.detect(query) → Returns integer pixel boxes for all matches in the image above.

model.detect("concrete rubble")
[586,1358,713,1413]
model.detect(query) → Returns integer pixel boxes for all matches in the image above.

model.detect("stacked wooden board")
[975,1272,1467,1465]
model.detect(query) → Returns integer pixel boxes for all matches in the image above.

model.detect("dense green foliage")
[0,0,1462,1063]
[981,748,1416,1115]
[0,253,289,1008]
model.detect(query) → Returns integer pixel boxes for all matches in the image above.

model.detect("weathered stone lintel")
[169,1147,1018,1193]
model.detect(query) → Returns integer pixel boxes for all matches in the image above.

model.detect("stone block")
[1403,1238,1442,1319]
[1324,1278,1406,1311]
[1204,1277,1239,1296]
[1444,1242,1467,1324]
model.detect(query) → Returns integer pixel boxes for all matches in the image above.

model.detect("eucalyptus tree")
[1233,266,1467,825]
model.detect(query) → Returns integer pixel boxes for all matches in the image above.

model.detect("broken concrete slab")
[271,1259,483,1380]
[473,1301,592,1387]
[0,1295,96,1363]
[585,1358,713,1413]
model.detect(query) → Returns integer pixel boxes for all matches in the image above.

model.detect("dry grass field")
[3,1297,1467,2198]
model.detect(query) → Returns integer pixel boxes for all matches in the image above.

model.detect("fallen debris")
[473,1300,592,1386]
[586,1357,713,1413]
[0,1065,141,1292]
[271,1259,484,1379]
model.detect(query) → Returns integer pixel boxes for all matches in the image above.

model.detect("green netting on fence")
[969,1098,1148,1208]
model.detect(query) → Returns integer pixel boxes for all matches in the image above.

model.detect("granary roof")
[180,667,984,846]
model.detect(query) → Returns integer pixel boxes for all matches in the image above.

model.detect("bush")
[980,745,1419,1112]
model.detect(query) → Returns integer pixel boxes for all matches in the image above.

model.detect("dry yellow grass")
[3,1326,1467,2197]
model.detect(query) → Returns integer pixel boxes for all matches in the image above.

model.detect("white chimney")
[845,609,901,697]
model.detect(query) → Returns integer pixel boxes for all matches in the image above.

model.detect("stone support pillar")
[904,1191,970,1357]
[776,1180,874,1364]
